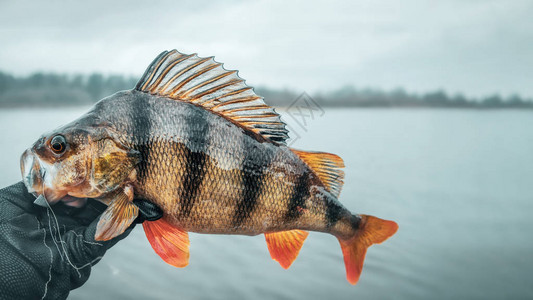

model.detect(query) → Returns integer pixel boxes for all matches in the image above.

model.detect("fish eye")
[50,135,67,154]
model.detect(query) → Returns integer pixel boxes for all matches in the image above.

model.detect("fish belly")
[135,138,323,235]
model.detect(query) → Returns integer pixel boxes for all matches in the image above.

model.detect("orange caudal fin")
[338,215,398,285]
[265,230,309,269]
[143,218,190,268]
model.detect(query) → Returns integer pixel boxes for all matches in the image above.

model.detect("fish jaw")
[21,149,41,195]
[20,148,66,204]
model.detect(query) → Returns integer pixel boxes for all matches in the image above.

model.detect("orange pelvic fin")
[95,186,138,241]
[291,149,345,198]
[338,215,398,285]
[265,229,309,269]
[143,218,190,268]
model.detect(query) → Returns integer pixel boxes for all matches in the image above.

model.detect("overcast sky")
[0,0,532,98]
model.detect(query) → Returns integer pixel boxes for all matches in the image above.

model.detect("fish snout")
[20,149,42,194]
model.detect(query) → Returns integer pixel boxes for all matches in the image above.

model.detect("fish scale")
[20,49,398,285]
[98,92,322,235]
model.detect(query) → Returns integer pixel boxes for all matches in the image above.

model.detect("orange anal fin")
[265,229,309,269]
[143,218,190,268]
[338,215,398,285]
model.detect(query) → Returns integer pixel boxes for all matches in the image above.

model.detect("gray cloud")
[1,0,532,98]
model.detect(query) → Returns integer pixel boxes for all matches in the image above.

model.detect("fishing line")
[35,217,53,300]
[41,172,86,277]
[40,170,65,260]
[45,209,65,261]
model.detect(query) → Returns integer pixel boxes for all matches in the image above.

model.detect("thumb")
[62,214,134,270]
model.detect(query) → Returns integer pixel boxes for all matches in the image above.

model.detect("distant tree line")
[0,72,137,107]
[0,71,532,108]
[258,86,533,109]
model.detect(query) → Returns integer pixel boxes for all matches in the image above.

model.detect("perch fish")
[20,50,398,284]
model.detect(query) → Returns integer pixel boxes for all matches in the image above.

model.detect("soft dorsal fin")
[291,149,345,198]
[135,50,289,144]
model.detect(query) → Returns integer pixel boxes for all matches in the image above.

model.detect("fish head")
[21,118,140,206]
[21,122,97,205]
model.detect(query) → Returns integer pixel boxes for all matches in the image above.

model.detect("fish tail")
[337,214,398,285]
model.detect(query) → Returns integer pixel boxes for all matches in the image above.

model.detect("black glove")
[0,182,162,300]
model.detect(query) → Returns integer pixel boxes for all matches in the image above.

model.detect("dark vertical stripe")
[325,199,343,229]
[131,96,153,183]
[179,109,209,218]
[284,171,310,222]
[231,146,270,227]
[349,214,362,231]
[179,150,207,218]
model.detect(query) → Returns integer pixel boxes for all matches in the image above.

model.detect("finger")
[62,215,134,270]
[133,199,163,223]
[0,182,37,213]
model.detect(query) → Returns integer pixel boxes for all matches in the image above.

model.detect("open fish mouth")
[20,149,87,207]
[20,149,43,196]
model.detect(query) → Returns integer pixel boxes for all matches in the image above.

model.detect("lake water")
[0,107,532,299]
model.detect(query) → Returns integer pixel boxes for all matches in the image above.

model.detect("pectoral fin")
[95,186,138,241]
[265,229,309,269]
[143,219,190,268]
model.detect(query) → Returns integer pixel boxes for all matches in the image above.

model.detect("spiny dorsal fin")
[291,149,345,198]
[135,50,289,144]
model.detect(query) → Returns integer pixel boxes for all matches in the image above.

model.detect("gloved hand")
[0,182,162,300]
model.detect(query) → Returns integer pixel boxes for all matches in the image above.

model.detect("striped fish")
[20,50,398,285]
